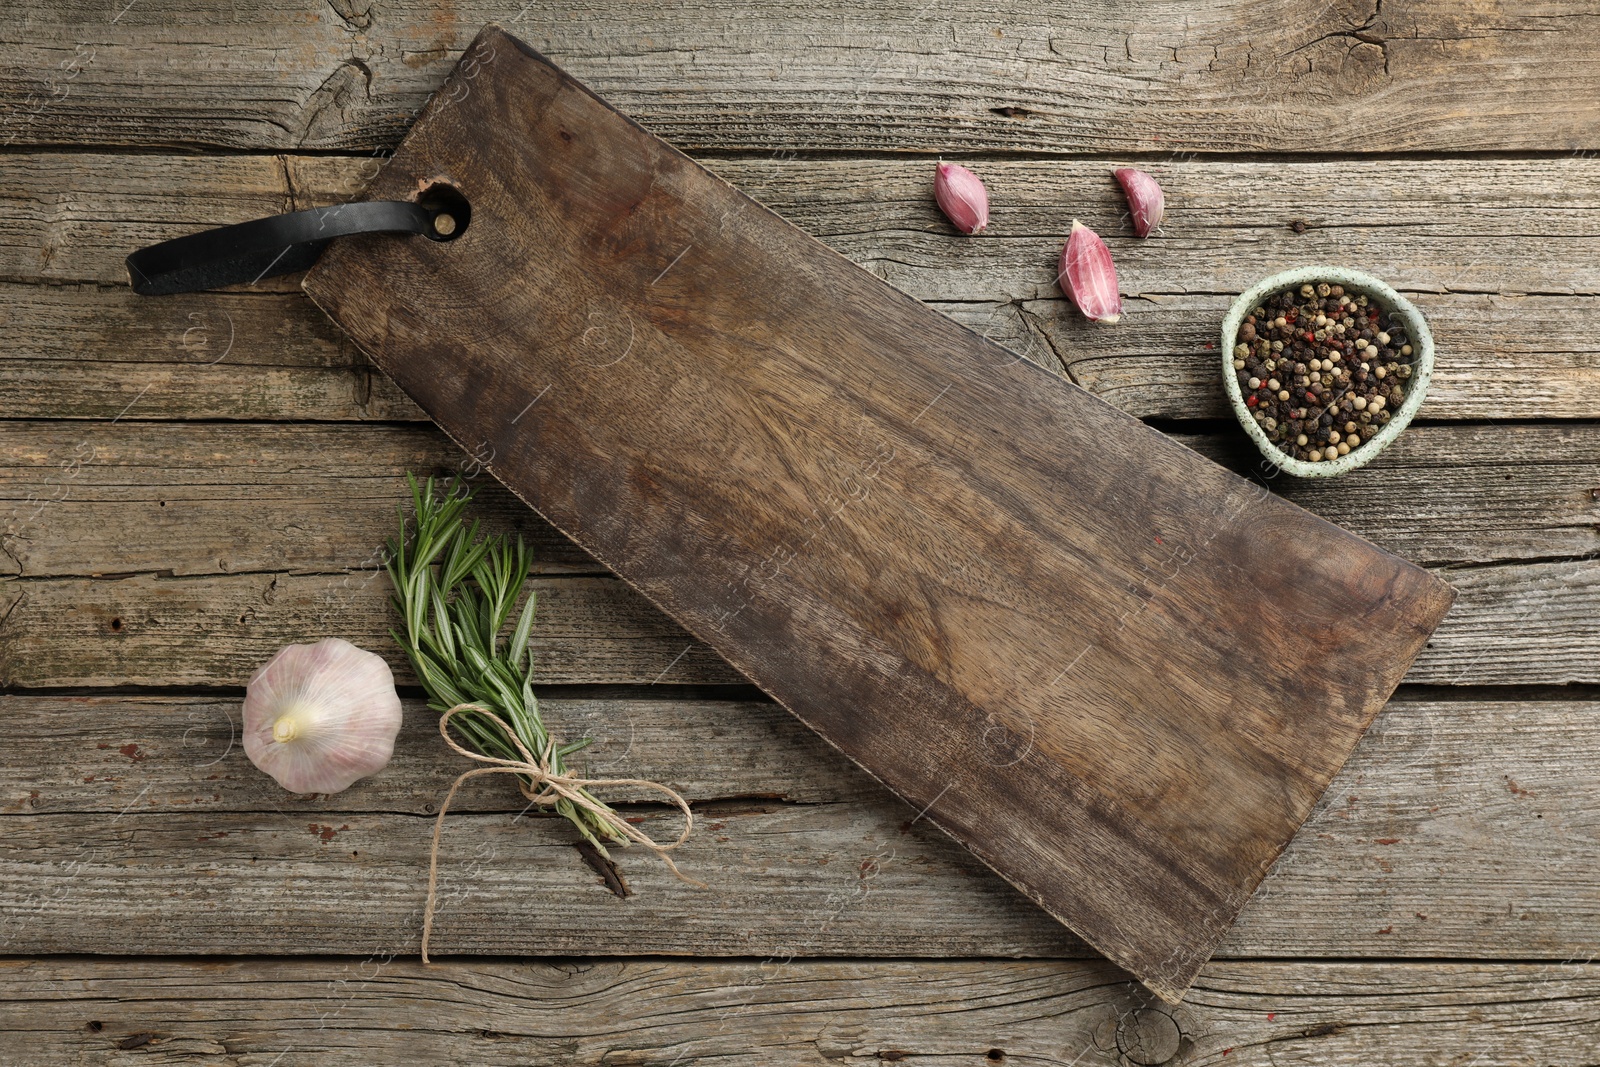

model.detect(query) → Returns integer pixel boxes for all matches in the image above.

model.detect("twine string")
[421,703,704,963]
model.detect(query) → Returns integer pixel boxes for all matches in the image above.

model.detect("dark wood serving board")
[304,25,1455,1002]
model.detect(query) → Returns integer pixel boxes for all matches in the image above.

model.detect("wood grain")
[8,152,1600,421]
[3,558,1591,689]
[0,282,419,422]
[0,422,598,578]
[1,695,1595,961]
[1,421,1592,689]
[15,284,1600,425]
[4,422,1597,579]
[0,572,739,688]
[0,0,1594,1055]
[3,957,1598,1066]
[15,150,1600,295]
[0,695,861,813]
[975,292,1600,424]
[17,152,1597,296]
[0,786,1588,961]
[2,1,1597,154]
[303,29,1454,1000]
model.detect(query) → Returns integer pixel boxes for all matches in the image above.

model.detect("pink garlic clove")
[1058,220,1123,324]
[1113,168,1165,238]
[243,638,403,794]
[934,162,989,236]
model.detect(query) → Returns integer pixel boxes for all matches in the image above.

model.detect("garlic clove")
[1113,168,1165,238]
[242,638,403,795]
[933,162,989,236]
[1058,220,1123,324]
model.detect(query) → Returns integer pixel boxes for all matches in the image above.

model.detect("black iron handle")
[125,200,447,296]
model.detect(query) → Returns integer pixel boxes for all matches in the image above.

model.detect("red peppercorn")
[1306,393,1317,403]
[1246,395,1258,407]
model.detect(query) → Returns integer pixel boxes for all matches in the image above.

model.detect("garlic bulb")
[242,638,403,794]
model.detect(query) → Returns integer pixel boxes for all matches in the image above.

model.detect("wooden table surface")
[2,3,1598,1063]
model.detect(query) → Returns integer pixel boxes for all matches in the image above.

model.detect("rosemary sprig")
[385,473,624,852]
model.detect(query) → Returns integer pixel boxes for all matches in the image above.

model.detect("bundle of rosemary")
[385,474,624,853]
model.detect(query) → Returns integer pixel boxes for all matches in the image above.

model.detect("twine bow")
[422,703,704,963]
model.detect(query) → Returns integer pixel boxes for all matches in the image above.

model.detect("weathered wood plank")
[0,422,599,578]
[0,696,859,812]
[1,154,298,288]
[7,153,1600,420]
[2,2,1597,154]
[1,698,1595,960]
[1190,425,1600,567]
[4,422,1597,579]
[11,559,1584,688]
[965,292,1600,423]
[4,420,1596,688]
[3,957,1598,1066]
[19,152,1596,295]
[0,572,740,688]
[10,284,1600,425]
[0,282,419,421]
[692,155,1600,301]
[1417,557,1600,687]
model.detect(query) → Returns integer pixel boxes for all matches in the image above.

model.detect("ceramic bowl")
[1221,266,1434,478]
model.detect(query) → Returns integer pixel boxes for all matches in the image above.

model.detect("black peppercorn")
[1237,280,1413,462]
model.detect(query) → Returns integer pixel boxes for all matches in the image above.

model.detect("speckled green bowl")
[1222,267,1434,478]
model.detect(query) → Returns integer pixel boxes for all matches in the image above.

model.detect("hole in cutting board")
[418,182,471,241]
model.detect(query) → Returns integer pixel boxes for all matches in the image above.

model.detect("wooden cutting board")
[304,25,1455,1002]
